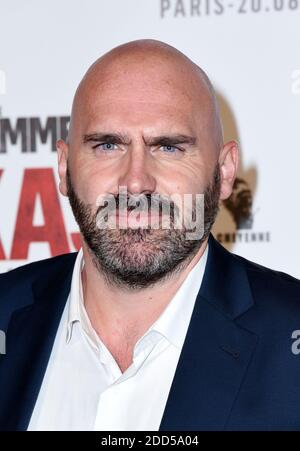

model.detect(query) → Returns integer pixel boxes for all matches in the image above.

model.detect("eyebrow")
[83,133,131,145]
[82,132,197,147]
[145,134,197,146]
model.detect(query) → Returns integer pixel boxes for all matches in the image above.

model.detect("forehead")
[81,100,200,138]
[74,67,212,136]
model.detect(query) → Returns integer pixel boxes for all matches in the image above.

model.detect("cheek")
[159,168,207,197]
[71,164,117,207]
[73,153,123,199]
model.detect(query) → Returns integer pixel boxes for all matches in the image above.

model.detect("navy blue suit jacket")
[0,233,300,431]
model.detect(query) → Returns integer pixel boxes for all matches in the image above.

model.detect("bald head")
[57,39,239,279]
[68,39,223,150]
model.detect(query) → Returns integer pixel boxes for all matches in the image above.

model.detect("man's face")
[58,52,227,288]
[66,55,220,208]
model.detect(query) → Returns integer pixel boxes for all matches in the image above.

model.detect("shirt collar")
[66,244,208,351]
[140,244,208,350]
[66,247,84,344]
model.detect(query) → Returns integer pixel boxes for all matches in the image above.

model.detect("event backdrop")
[0,0,299,276]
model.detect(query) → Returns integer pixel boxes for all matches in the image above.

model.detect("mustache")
[96,193,180,218]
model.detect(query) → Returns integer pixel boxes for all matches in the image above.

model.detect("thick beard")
[66,166,221,290]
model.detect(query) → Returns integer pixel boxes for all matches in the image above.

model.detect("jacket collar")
[0,252,77,431]
[159,234,258,430]
[0,234,257,431]
[200,233,254,319]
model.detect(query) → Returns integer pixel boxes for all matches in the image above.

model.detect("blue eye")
[161,145,178,153]
[99,143,117,151]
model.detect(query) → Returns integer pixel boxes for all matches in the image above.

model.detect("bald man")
[1,40,300,432]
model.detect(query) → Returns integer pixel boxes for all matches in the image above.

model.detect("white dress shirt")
[28,244,208,431]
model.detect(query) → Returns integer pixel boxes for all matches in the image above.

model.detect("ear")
[218,140,239,200]
[56,139,69,197]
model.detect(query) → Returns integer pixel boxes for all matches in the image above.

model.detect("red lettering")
[11,168,70,259]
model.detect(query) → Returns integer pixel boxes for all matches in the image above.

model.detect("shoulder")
[235,252,300,293]
[227,252,300,392]
[0,253,77,329]
[208,235,300,307]
[232,251,300,321]
[0,252,77,288]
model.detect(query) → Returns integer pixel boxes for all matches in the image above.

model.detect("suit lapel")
[0,253,77,431]
[0,234,257,431]
[159,234,258,430]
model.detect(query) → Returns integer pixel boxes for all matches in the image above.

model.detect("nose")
[118,147,157,195]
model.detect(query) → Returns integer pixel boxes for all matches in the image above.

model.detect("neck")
[81,237,208,371]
